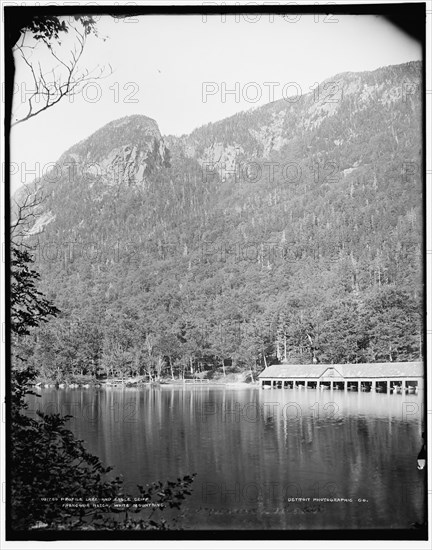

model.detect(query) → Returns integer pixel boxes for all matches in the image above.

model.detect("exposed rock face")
[166,61,421,181]
[58,114,170,188]
[13,61,421,241]
[12,115,170,236]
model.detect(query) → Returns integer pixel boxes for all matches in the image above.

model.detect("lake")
[26,386,426,530]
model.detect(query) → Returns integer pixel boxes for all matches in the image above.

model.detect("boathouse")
[258,362,423,393]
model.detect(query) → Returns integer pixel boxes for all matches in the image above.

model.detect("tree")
[11,184,46,244]
[362,287,422,362]
[10,245,196,530]
[8,14,196,528]
[11,246,60,337]
[319,299,362,364]
[8,15,110,126]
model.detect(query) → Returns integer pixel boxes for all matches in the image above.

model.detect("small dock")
[167,379,226,386]
[104,379,127,386]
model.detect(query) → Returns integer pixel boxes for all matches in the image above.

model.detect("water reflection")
[27,386,425,530]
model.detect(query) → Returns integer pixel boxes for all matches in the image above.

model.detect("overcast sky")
[10,13,421,192]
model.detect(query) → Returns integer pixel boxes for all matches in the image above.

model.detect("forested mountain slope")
[13,61,423,381]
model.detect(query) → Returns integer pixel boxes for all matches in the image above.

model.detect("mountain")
[13,61,423,382]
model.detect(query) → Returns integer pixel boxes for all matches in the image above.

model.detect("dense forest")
[12,61,423,383]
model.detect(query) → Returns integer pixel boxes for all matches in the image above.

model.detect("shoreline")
[31,380,259,389]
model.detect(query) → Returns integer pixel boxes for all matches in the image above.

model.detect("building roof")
[258,362,424,379]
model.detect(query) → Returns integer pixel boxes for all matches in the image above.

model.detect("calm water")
[27,386,426,530]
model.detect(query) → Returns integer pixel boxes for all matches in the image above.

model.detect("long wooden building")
[258,362,424,393]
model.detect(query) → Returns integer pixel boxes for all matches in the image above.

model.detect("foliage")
[11,246,60,336]
[12,403,195,531]
[14,62,423,381]
[10,246,195,530]
[9,15,97,48]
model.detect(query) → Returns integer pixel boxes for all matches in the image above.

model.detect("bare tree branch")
[11,184,47,246]
[12,22,111,127]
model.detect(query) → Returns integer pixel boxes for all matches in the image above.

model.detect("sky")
[9,13,422,192]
